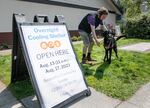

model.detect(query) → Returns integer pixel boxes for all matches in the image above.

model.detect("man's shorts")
[78,30,94,46]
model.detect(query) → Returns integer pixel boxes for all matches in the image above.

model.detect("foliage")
[120,0,150,18]
[120,0,141,18]
[71,36,81,41]
[118,0,150,37]
[0,43,9,50]
[125,13,150,38]
[116,20,126,34]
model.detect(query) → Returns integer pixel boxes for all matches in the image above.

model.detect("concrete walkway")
[119,42,150,53]
[0,81,150,108]
[20,87,121,108]
[22,82,150,108]
[0,81,25,108]
[0,49,12,56]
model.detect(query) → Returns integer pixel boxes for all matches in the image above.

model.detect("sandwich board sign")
[11,14,29,83]
[17,22,91,108]
[54,15,65,23]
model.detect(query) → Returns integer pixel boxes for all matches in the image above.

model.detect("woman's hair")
[97,7,109,17]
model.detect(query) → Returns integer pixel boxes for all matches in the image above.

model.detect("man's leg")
[87,35,96,61]
[79,31,90,64]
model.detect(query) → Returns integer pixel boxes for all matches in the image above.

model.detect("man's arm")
[90,24,100,47]
[100,24,108,31]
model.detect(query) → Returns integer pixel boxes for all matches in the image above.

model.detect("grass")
[0,55,34,99]
[74,38,150,100]
[0,38,150,100]
[0,55,11,85]
[8,80,34,99]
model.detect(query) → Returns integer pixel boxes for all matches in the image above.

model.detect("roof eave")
[110,0,123,15]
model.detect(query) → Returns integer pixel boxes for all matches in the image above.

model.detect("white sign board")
[20,24,88,108]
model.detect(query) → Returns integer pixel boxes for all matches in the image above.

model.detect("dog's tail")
[115,34,127,41]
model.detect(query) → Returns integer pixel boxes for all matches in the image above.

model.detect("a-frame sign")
[11,14,29,83]
[11,14,91,108]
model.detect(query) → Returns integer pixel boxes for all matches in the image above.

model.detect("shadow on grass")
[8,79,34,100]
[94,62,110,79]
[81,64,95,76]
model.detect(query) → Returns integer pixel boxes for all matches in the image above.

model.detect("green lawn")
[0,55,11,85]
[0,55,34,99]
[0,38,150,100]
[75,38,150,100]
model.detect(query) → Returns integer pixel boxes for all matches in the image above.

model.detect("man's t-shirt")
[78,13,103,34]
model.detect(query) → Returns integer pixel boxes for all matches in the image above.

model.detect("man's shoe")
[81,59,86,64]
[87,53,96,62]
[87,57,97,61]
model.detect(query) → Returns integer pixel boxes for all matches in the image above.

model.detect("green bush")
[71,36,81,41]
[116,20,126,34]
[125,13,150,39]
[0,43,9,50]
[77,36,81,41]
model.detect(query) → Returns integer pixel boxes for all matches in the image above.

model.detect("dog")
[102,30,125,64]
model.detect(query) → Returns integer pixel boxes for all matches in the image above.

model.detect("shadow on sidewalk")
[0,83,24,108]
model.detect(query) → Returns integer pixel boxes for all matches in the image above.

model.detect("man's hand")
[90,25,101,47]
[95,40,100,47]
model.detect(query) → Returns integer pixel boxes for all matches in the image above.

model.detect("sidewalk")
[22,82,150,108]
[20,87,121,108]
[119,42,150,53]
[0,81,25,108]
[73,38,104,45]
[0,49,12,56]
[0,80,150,108]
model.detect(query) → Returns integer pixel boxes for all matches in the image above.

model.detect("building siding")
[0,0,120,46]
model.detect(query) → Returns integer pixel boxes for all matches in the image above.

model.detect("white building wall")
[0,0,118,32]
[50,0,120,14]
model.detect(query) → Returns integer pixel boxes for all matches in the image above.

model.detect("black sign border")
[18,22,91,108]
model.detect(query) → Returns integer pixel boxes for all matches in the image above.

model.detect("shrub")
[77,36,81,41]
[71,36,81,41]
[125,13,150,39]
[116,20,126,34]
[0,43,9,50]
